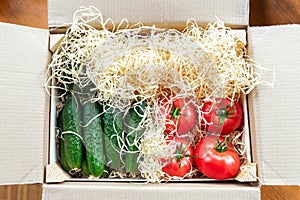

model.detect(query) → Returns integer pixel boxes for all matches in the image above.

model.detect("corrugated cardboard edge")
[50,34,65,53]
[233,94,257,183]
[248,24,300,185]
[48,0,249,32]
[46,163,72,183]
[0,22,50,185]
[42,182,259,200]
[47,34,66,166]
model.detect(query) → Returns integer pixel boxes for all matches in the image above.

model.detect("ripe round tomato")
[159,96,197,135]
[195,135,240,180]
[162,137,194,178]
[202,98,243,135]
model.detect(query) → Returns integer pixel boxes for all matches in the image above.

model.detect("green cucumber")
[59,139,72,173]
[124,136,139,174]
[103,105,123,169]
[83,101,105,177]
[62,95,83,171]
[124,101,146,173]
[57,111,71,173]
[82,159,90,177]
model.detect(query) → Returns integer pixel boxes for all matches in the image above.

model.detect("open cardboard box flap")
[248,25,300,186]
[42,182,260,200]
[48,0,249,31]
[0,22,50,185]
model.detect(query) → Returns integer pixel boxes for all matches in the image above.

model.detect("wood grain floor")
[0,0,299,200]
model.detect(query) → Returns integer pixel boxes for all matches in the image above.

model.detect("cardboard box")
[0,0,299,199]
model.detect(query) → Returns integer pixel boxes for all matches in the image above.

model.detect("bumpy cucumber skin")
[82,159,90,177]
[124,145,139,173]
[62,95,83,170]
[59,139,72,173]
[124,101,146,173]
[103,106,123,169]
[57,111,71,173]
[83,101,105,177]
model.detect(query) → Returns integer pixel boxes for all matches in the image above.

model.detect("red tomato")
[195,135,240,180]
[162,137,194,178]
[202,98,243,135]
[159,96,197,135]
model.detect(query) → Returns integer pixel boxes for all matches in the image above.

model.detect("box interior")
[47,17,256,184]
[46,22,300,188]
[45,22,300,188]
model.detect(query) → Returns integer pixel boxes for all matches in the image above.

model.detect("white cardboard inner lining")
[43,182,259,200]
[248,25,300,185]
[0,22,50,185]
[48,0,249,31]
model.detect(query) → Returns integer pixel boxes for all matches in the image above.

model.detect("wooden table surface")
[0,0,299,199]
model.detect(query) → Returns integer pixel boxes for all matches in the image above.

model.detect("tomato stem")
[171,106,181,121]
[174,142,194,163]
[217,104,236,126]
[172,107,179,118]
[215,137,232,153]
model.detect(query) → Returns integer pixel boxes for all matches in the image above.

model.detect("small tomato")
[159,96,197,135]
[195,135,240,180]
[202,98,243,135]
[162,137,194,178]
